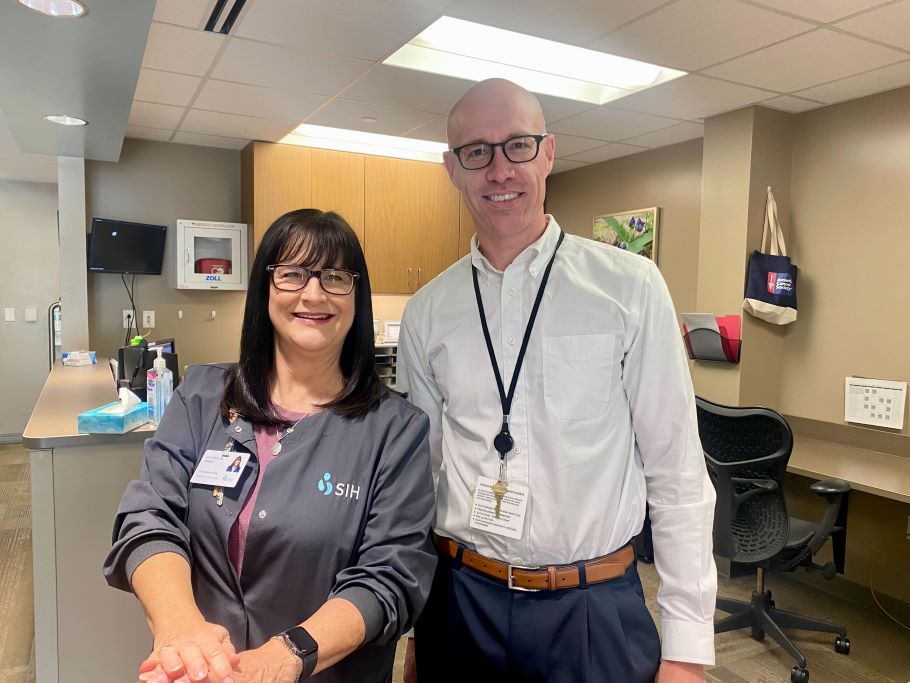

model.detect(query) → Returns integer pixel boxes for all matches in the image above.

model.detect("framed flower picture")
[593,207,660,264]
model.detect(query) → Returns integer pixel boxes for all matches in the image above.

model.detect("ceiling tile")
[173,131,249,150]
[703,28,907,92]
[134,69,201,107]
[141,22,224,76]
[564,142,648,164]
[759,95,825,112]
[234,0,440,62]
[342,65,472,114]
[794,58,910,102]
[152,0,209,28]
[211,38,370,96]
[402,116,448,143]
[551,133,613,157]
[129,101,185,129]
[195,80,327,121]
[306,99,437,135]
[549,106,680,141]
[181,109,298,142]
[125,124,173,142]
[538,95,598,125]
[588,0,812,71]
[607,75,774,120]
[835,0,910,51]
[747,0,895,23]
[551,159,590,175]
[621,121,704,147]
[448,0,671,45]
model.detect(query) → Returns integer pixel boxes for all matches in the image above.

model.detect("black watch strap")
[279,626,318,680]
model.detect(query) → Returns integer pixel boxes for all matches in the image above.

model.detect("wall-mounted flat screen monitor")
[87,218,167,275]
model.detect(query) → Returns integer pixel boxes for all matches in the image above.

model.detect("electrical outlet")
[122,309,133,329]
[143,310,155,329]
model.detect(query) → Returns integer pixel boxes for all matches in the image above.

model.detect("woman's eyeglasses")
[267,265,359,295]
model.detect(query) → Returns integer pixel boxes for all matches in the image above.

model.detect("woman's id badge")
[190,450,250,488]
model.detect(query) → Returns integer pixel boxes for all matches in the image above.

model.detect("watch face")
[285,626,318,656]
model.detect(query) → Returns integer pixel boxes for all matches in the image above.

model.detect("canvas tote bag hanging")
[743,187,798,325]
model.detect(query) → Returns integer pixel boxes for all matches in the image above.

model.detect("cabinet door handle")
[185,248,190,263]
[417,268,422,287]
[407,267,412,289]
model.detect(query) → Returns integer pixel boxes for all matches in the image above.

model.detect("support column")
[57,156,90,350]
[692,106,794,408]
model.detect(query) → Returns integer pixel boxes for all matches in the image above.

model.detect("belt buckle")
[507,563,541,592]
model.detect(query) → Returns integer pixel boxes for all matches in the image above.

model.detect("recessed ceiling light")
[384,17,687,105]
[43,114,88,126]
[360,116,378,124]
[18,0,87,18]
[281,124,447,163]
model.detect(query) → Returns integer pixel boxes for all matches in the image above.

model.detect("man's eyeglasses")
[267,265,359,295]
[451,134,547,170]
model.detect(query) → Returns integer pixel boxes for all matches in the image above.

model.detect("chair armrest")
[804,480,851,557]
[809,478,851,497]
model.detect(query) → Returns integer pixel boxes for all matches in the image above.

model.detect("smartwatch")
[277,626,319,680]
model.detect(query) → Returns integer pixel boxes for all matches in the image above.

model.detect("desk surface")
[789,435,910,504]
[23,360,154,449]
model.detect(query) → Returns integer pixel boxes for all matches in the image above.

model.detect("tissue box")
[62,351,97,366]
[77,401,150,434]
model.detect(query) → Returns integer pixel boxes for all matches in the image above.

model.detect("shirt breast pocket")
[543,333,618,420]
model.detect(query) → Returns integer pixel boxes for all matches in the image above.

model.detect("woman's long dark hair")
[221,209,383,423]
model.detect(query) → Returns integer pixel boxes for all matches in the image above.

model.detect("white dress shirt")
[398,217,716,665]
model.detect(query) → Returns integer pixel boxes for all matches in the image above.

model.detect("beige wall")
[86,139,245,369]
[782,85,910,435]
[0,181,59,436]
[546,138,703,314]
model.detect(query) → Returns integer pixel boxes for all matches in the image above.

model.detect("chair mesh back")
[696,400,792,565]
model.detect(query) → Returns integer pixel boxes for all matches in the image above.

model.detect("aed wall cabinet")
[176,219,248,290]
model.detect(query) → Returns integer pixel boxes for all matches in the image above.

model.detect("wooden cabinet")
[310,149,365,245]
[242,142,460,293]
[242,142,311,254]
[365,156,459,293]
[458,199,476,258]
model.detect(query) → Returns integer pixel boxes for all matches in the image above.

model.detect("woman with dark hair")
[104,209,436,683]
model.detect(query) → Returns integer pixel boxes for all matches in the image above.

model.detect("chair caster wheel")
[835,635,851,654]
[791,665,809,683]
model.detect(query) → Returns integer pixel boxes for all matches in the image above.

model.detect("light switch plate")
[4,307,14,322]
[25,307,38,322]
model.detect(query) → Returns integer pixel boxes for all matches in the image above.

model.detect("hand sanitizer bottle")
[147,348,173,426]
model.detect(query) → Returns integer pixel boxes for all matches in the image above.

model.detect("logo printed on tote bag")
[766,272,793,295]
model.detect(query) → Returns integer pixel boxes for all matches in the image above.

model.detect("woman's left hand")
[233,639,302,683]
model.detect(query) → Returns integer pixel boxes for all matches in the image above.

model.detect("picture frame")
[593,207,660,264]
[383,320,401,344]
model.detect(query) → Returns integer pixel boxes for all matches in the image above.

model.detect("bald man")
[398,79,716,683]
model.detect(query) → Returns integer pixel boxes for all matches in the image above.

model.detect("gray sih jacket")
[104,363,436,682]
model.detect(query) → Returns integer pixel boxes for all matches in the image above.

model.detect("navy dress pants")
[414,549,661,683]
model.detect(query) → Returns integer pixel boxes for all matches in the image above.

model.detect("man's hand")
[654,660,705,682]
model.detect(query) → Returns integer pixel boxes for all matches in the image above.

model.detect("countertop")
[23,359,154,449]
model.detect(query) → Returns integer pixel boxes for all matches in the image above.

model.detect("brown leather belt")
[433,534,635,592]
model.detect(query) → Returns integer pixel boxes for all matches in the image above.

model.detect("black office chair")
[695,397,852,683]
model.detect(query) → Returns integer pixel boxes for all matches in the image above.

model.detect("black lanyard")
[472,230,565,461]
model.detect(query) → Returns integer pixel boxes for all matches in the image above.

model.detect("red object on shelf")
[195,258,232,275]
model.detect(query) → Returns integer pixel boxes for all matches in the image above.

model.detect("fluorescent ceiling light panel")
[384,17,687,105]
[18,0,86,17]
[281,124,448,163]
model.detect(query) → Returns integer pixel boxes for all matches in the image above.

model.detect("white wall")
[0,180,59,437]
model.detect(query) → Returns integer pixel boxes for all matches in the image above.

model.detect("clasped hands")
[138,618,301,683]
